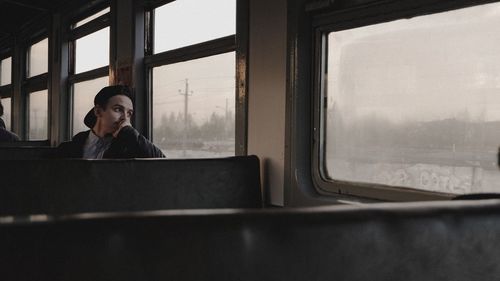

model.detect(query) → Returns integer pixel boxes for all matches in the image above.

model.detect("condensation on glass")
[75,27,109,74]
[27,38,48,78]
[72,76,108,135]
[324,3,500,195]
[73,7,110,28]
[1,97,11,131]
[154,0,236,53]
[1,57,11,86]
[28,89,48,140]
[152,52,236,158]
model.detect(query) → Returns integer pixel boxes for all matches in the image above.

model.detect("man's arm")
[107,126,165,158]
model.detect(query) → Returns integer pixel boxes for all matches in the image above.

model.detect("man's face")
[95,94,134,135]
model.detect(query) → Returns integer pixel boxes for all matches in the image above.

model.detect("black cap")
[83,85,134,128]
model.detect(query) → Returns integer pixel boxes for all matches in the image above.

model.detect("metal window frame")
[143,0,248,156]
[310,0,500,201]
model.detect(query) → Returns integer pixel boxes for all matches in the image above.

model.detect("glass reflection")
[72,77,108,135]
[152,52,235,158]
[28,90,48,140]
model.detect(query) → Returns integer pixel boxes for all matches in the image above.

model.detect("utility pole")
[179,78,192,156]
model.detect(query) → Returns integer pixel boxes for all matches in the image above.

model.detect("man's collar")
[88,129,112,144]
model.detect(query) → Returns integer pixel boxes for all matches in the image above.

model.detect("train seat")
[1,199,500,280]
[0,155,262,216]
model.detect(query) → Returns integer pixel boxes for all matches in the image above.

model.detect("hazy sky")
[152,51,235,126]
[328,2,500,124]
[0,57,11,86]
[152,0,236,127]
[154,0,236,53]
[28,38,48,77]
[75,27,110,74]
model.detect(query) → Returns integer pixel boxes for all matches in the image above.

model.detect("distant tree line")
[154,111,235,150]
[327,110,500,153]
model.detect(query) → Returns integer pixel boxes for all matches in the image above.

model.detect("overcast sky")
[328,2,500,124]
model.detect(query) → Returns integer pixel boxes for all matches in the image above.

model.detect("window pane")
[1,57,11,86]
[75,27,109,74]
[154,0,236,53]
[152,52,235,158]
[74,7,110,28]
[72,76,108,135]
[28,38,48,77]
[28,89,48,140]
[1,97,11,131]
[325,3,500,195]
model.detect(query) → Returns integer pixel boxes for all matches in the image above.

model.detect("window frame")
[0,52,13,105]
[67,2,111,135]
[0,52,13,129]
[144,0,248,156]
[23,33,50,141]
[310,0,500,201]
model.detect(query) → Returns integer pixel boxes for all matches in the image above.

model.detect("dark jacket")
[57,126,165,158]
[0,128,20,142]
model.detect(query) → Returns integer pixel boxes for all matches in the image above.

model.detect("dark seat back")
[1,200,500,281]
[0,146,56,159]
[0,156,262,215]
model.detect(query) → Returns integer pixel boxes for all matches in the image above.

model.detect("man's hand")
[113,119,132,138]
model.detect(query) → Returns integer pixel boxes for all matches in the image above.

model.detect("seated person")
[0,100,20,142]
[58,85,165,158]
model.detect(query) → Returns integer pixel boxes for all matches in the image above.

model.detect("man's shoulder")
[56,130,90,158]
[0,128,20,142]
[72,130,91,142]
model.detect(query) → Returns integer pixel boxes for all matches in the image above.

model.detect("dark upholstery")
[1,200,500,281]
[0,156,262,215]
[0,146,56,159]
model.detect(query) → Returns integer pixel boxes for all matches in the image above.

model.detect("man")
[0,100,20,142]
[58,85,165,158]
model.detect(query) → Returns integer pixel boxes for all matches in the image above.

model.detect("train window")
[72,76,109,134]
[153,0,236,53]
[27,38,48,78]
[0,57,11,86]
[317,2,500,199]
[0,56,12,130]
[74,27,110,74]
[28,89,48,140]
[152,52,235,158]
[68,5,110,135]
[74,7,110,29]
[1,97,11,131]
[147,0,245,159]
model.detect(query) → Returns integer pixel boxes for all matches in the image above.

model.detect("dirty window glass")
[324,3,500,195]
[152,52,235,158]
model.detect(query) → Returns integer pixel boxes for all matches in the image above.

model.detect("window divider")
[69,66,109,84]
[68,14,111,41]
[144,35,236,68]
[0,85,12,96]
[23,73,49,92]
